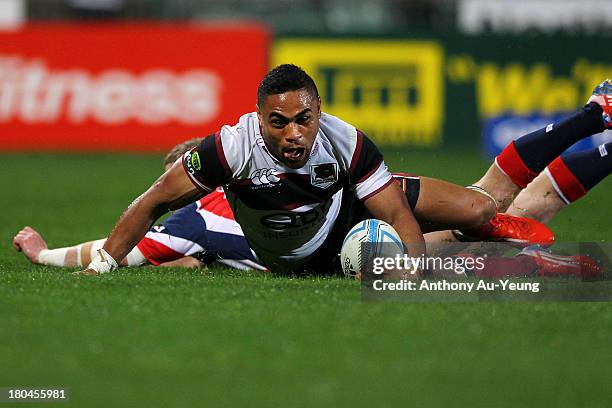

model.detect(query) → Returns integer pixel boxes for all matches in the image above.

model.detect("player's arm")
[80,159,204,275]
[13,227,149,268]
[158,257,202,268]
[363,181,426,263]
[13,225,107,267]
[347,130,425,275]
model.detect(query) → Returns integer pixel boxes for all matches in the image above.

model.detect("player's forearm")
[38,239,105,267]
[364,182,426,258]
[158,257,202,268]
[102,192,168,266]
[82,160,203,274]
[389,211,426,259]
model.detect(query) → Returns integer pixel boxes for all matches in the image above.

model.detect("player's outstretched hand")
[73,249,117,276]
[12,226,48,264]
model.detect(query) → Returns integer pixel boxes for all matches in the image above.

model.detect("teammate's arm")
[80,159,204,275]
[363,181,427,264]
[158,257,202,268]
[12,227,140,267]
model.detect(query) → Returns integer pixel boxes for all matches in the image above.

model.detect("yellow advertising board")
[273,39,444,146]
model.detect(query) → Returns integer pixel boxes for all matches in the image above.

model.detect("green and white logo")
[191,152,201,171]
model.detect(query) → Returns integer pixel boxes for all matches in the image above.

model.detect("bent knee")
[465,191,497,227]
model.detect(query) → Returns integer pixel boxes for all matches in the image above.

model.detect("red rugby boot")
[518,247,603,279]
[456,213,555,247]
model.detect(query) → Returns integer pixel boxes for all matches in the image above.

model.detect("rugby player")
[14,138,609,278]
[480,79,612,213]
[427,79,612,243]
[75,65,612,276]
[13,139,264,271]
[63,65,539,275]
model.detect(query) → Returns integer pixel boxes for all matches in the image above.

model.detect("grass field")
[1,150,611,407]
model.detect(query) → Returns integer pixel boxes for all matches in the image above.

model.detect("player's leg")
[412,177,496,232]
[504,172,565,224]
[425,82,612,244]
[507,142,612,223]
[473,81,611,211]
[474,103,606,211]
[398,175,552,246]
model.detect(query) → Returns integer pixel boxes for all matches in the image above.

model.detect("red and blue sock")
[546,142,612,203]
[496,102,606,188]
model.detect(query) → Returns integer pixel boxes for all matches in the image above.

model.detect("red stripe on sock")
[496,141,538,188]
[547,157,588,202]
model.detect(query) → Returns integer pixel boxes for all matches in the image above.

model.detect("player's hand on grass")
[73,248,118,276]
[12,226,48,264]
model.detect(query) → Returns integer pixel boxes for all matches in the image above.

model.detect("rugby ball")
[340,219,404,278]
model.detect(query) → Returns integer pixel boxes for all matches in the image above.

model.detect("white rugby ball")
[340,219,404,278]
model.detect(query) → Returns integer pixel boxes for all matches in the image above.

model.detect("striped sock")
[546,142,612,204]
[496,103,605,188]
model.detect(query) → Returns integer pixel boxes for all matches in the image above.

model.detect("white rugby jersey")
[183,112,393,271]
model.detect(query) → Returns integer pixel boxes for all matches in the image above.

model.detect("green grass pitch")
[1,150,611,407]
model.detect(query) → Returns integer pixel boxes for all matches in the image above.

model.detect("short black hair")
[257,64,319,107]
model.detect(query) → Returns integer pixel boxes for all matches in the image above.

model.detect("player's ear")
[316,96,321,118]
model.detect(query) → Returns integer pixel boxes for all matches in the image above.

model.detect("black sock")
[514,102,605,173]
[562,142,612,191]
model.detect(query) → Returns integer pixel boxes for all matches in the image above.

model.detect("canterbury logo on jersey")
[250,169,281,185]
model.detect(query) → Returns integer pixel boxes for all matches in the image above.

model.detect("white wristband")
[87,248,118,274]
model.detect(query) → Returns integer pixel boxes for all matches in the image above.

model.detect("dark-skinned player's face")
[257,88,321,169]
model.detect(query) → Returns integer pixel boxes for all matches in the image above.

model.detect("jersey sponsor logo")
[260,208,328,238]
[191,151,202,171]
[260,208,320,231]
[309,163,338,189]
[250,168,281,186]
[259,199,331,236]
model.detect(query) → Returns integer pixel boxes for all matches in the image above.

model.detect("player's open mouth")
[282,147,305,162]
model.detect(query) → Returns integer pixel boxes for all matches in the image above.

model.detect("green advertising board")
[273,34,612,149]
